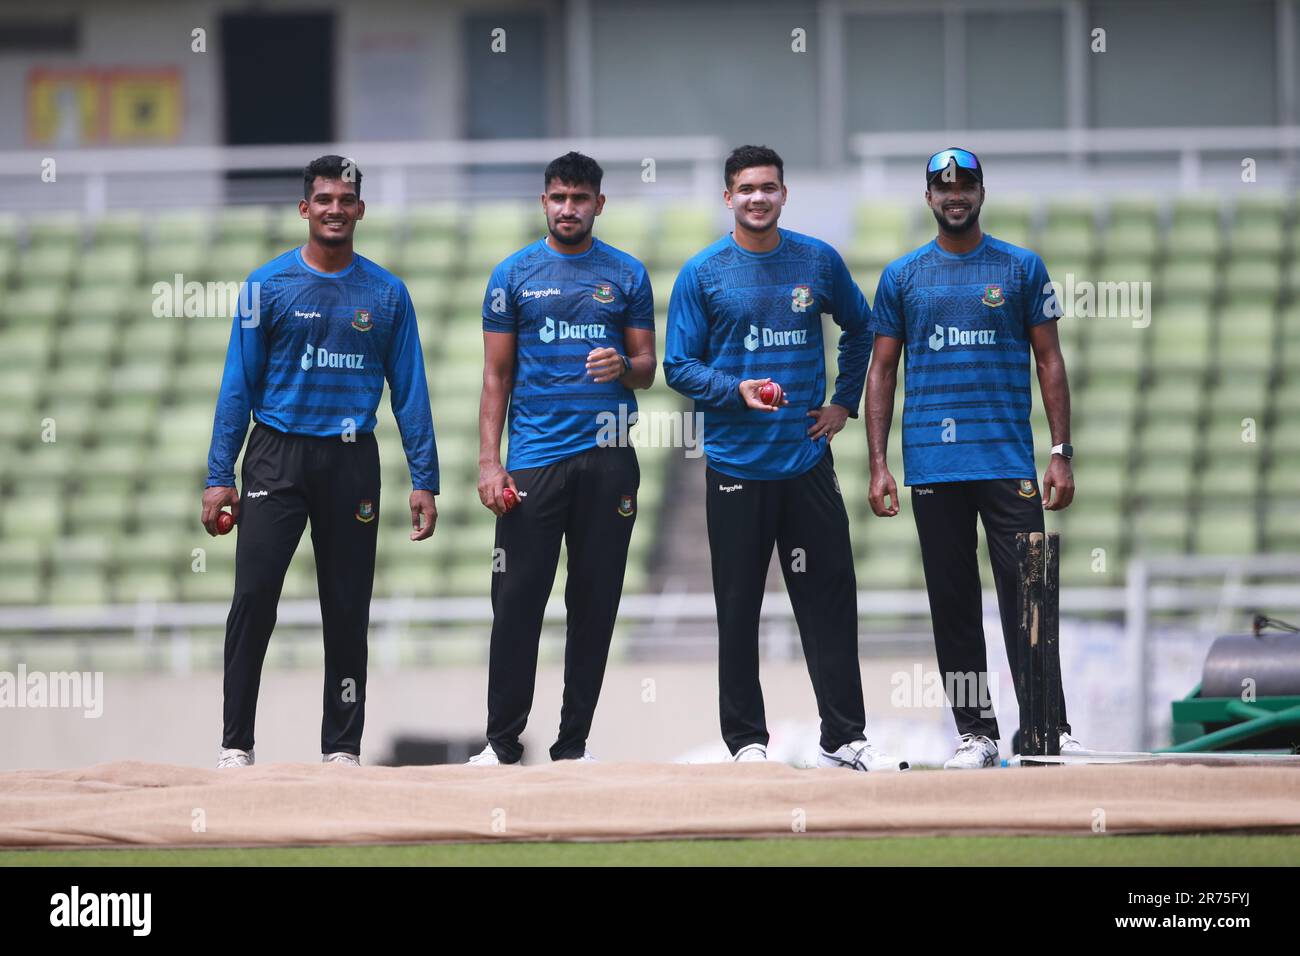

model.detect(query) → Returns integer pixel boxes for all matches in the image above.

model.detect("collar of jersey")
[727,229,786,258]
[539,236,599,259]
[928,233,988,260]
[295,246,358,278]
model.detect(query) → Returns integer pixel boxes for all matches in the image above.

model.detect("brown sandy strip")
[0,760,1297,849]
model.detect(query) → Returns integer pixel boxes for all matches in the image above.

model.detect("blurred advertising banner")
[27,67,182,146]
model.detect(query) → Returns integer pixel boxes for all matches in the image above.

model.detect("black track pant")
[705,448,866,755]
[910,478,1070,741]
[486,446,639,763]
[222,423,380,755]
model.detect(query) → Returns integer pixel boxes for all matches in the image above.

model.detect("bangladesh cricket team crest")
[981,284,1005,308]
[592,282,616,303]
[791,284,814,312]
[1017,480,1037,499]
[618,494,635,517]
[352,309,373,331]
[355,499,376,522]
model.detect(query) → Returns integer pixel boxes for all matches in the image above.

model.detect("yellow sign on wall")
[27,68,182,146]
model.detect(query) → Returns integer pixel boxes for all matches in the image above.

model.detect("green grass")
[3,835,1297,867]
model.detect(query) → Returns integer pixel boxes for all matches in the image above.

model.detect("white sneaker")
[944,734,999,769]
[467,744,500,766]
[733,743,768,762]
[217,747,254,769]
[818,739,909,772]
[1059,732,1084,754]
[322,752,360,766]
[576,749,597,762]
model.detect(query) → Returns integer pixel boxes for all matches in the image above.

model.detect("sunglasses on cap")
[926,148,982,183]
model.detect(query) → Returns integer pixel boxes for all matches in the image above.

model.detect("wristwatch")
[1051,442,1074,460]
[618,353,631,377]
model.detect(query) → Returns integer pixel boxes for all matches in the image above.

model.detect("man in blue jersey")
[664,145,906,771]
[469,152,656,765]
[866,147,1080,769]
[202,155,438,769]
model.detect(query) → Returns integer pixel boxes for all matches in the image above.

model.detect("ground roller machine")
[1167,616,1300,754]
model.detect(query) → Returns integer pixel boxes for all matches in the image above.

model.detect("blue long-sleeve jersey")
[206,247,439,492]
[663,229,872,480]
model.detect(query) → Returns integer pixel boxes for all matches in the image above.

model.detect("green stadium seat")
[66,286,133,324]
[1107,196,1159,228]
[0,573,43,604]
[217,207,271,243]
[1,492,63,540]
[1233,193,1289,224]
[1215,304,1275,371]
[271,209,309,244]
[120,317,183,361]
[26,211,82,247]
[1131,508,1191,554]
[1223,259,1281,302]
[1171,195,1222,229]
[1262,502,1300,550]
[46,360,107,403]
[406,204,460,238]
[1136,419,1199,458]
[1101,222,1159,259]
[145,243,205,282]
[1039,226,1095,261]
[112,570,179,603]
[47,569,112,605]
[179,558,237,601]
[1226,220,1284,260]
[357,207,400,240]
[1131,460,1195,506]
[0,538,45,575]
[0,370,39,416]
[151,209,209,245]
[1192,509,1258,555]
[91,211,144,247]
[1198,459,1261,501]
[19,245,77,284]
[1149,315,1212,372]
[353,238,394,267]
[108,361,171,402]
[0,211,20,248]
[1,286,67,327]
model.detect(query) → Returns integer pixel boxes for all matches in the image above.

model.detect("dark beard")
[314,228,351,247]
[932,205,980,236]
[548,221,592,246]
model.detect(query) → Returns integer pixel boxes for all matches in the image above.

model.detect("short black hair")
[544,151,603,192]
[303,155,361,199]
[725,145,784,190]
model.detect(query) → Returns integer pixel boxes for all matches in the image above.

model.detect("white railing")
[851,125,1300,193]
[0,567,1295,644]
[0,135,728,214]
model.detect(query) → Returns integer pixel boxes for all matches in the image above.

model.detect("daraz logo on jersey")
[301,343,366,370]
[928,325,998,351]
[744,323,809,352]
[539,315,606,343]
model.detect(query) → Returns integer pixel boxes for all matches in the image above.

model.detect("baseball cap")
[926,147,983,185]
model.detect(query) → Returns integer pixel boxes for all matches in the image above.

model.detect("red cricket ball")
[502,487,519,513]
[758,381,783,407]
[215,511,235,535]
